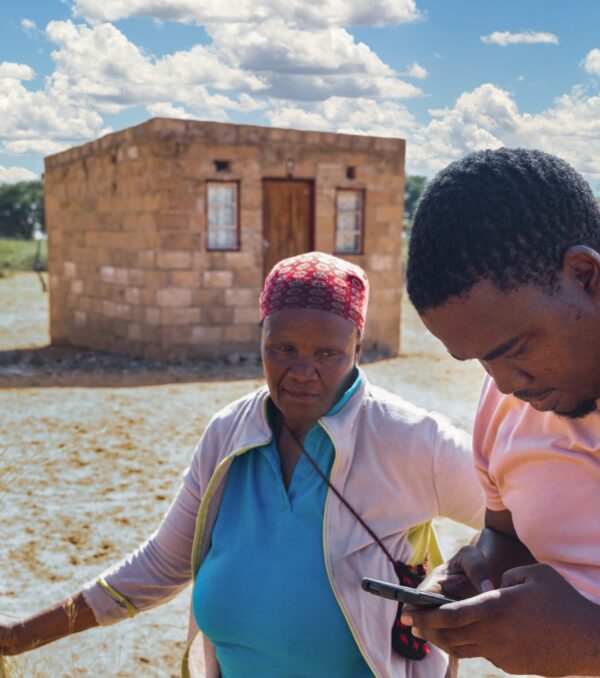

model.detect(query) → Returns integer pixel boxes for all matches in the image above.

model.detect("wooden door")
[263,179,313,276]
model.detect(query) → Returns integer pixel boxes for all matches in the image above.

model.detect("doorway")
[262,179,314,276]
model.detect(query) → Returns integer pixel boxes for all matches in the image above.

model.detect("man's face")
[420,277,600,418]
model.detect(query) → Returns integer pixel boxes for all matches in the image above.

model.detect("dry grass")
[0,274,521,677]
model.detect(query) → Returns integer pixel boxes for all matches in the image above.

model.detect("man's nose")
[480,360,532,395]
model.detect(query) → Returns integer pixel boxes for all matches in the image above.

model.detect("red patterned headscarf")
[260,252,369,334]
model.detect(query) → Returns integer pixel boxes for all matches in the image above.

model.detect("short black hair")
[406,147,600,313]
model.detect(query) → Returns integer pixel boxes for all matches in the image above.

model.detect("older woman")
[1,252,483,677]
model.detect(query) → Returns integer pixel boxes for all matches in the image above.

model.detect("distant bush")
[0,238,47,274]
[0,180,44,239]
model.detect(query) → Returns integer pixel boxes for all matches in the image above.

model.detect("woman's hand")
[0,623,19,656]
[0,593,98,657]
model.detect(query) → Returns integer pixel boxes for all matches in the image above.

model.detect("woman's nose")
[481,360,532,395]
[288,356,317,380]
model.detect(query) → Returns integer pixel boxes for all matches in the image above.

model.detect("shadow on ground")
[0,344,395,389]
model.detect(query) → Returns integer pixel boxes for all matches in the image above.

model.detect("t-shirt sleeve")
[431,413,485,529]
[472,376,506,512]
[81,440,204,625]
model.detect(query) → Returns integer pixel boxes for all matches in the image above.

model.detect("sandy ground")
[0,273,529,677]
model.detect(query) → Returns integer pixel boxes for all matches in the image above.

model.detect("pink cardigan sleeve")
[81,460,202,625]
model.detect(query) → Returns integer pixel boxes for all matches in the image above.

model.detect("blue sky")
[1,0,599,192]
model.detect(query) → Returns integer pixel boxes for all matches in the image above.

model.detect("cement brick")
[64,261,77,277]
[157,251,193,270]
[70,279,84,295]
[128,323,142,340]
[125,287,142,305]
[203,306,234,325]
[191,325,223,343]
[204,270,233,288]
[369,254,395,272]
[224,288,257,307]
[137,250,156,269]
[234,307,260,325]
[224,325,259,343]
[156,287,192,307]
[169,270,202,288]
[192,289,224,307]
[160,307,201,326]
[160,232,201,251]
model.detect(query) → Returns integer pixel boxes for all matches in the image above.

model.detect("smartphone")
[361,577,456,607]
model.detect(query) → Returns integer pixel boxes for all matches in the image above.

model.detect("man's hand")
[402,563,600,677]
[416,545,494,601]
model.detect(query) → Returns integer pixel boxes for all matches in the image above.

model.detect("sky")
[1,0,600,192]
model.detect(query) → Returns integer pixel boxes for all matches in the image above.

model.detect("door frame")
[261,177,316,276]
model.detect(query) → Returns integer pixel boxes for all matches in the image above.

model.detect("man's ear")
[562,246,600,301]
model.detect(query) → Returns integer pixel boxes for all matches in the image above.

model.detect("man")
[403,147,600,676]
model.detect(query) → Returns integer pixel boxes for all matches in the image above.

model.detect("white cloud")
[0,70,105,141]
[21,19,38,36]
[72,0,421,27]
[481,31,559,46]
[268,96,418,136]
[266,82,600,187]
[0,62,35,81]
[3,139,69,155]
[146,102,201,120]
[208,20,422,101]
[0,165,39,184]
[406,62,428,79]
[582,49,600,76]
[45,20,264,117]
[410,84,600,181]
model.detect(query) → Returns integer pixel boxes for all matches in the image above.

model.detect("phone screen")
[361,577,456,607]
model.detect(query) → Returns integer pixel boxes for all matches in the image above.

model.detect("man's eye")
[508,345,526,358]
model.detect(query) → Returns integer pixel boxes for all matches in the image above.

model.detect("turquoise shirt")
[193,370,372,677]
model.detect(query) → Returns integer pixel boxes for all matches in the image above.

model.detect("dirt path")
[0,273,525,677]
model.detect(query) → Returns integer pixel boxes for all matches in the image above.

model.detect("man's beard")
[555,397,598,419]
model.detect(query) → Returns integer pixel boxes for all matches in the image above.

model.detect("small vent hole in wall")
[346,166,356,180]
[214,160,230,172]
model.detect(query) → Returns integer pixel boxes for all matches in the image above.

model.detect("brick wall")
[45,119,405,360]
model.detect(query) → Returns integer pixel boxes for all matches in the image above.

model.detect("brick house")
[44,119,405,361]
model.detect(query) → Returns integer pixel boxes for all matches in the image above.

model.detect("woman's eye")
[318,350,337,358]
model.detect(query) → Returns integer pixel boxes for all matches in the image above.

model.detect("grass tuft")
[0,239,47,276]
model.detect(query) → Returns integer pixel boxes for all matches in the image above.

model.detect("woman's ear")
[354,330,363,365]
[562,246,600,301]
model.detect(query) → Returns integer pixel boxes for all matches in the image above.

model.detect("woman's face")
[261,308,361,434]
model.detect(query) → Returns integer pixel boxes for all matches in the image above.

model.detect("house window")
[206,181,238,250]
[335,189,364,254]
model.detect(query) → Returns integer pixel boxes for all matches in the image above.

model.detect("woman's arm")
[1,593,97,656]
[82,468,203,625]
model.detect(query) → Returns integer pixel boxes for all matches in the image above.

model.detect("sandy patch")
[0,273,525,677]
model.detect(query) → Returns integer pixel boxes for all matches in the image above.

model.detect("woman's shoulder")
[358,381,469,447]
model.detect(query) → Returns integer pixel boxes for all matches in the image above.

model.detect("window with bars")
[335,189,364,254]
[206,181,239,250]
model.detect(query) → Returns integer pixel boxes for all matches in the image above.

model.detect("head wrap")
[260,251,369,334]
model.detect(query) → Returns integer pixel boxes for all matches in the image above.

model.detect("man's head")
[406,148,600,418]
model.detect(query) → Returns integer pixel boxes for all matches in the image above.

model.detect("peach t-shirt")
[473,375,600,604]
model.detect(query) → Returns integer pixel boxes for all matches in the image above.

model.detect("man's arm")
[402,509,600,676]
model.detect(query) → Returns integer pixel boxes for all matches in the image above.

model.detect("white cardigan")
[83,375,484,677]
